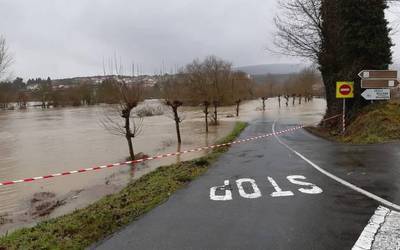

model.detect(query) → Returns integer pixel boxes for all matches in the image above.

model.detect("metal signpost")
[336,82,354,133]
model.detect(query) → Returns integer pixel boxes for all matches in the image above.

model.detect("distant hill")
[234,63,306,76]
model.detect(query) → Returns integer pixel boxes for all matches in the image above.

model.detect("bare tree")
[184,56,234,129]
[162,75,186,144]
[292,93,296,106]
[184,59,212,133]
[203,56,232,125]
[256,83,270,111]
[0,36,12,80]
[100,55,143,160]
[273,0,322,61]
[284,94,290,107]
[278,94,281,108]
[230,71,253,116]
[101,80,143,160]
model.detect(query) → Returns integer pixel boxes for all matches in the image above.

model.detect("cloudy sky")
[1,0,400,79]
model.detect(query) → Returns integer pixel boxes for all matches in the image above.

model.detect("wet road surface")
[93,115,400,250]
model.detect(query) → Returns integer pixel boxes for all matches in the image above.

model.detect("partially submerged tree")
[100,55,144,160]
[184,59,212,133]
[101,79,143,160]
[203,56,232,125]
[162,75,186,144]
[257,83,270,111]
[230,71,253,116]
[35,78,52,108]
[183,56,239,129]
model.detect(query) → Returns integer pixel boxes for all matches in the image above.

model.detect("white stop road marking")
[210,175,322,201]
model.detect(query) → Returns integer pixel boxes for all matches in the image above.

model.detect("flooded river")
[0,98,326,234]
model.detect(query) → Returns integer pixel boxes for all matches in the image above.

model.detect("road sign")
[361,79,399,89]
[336,82,354,99]
[358,70,397,79]
[361,89,391,100]
[358,70,399,88]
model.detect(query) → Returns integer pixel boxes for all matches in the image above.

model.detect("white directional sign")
[361,89,390,100]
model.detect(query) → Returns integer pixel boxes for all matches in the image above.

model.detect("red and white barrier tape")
[0,115,341,186]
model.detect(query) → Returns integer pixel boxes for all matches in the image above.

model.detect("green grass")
[0,122,247,250]
[340,101,400,144]
[307,101,400,144]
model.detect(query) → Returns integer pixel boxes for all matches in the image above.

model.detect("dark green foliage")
[319,0,392,125]
[336,0,392,117]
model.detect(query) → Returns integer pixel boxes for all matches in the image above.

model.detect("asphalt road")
[92,113,400,250]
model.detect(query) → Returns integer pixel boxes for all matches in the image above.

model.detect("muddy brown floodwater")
[0,98,326,234]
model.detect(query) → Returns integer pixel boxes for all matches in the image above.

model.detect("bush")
[135,104,164,117]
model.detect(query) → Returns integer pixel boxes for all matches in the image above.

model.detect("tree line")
[100,55,321,160]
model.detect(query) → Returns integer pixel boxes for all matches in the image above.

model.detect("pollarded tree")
[229,71,254,116]
[101,79,143,160]
[162,75,186,144]
[203,56,232,125]
[184,59,213,133]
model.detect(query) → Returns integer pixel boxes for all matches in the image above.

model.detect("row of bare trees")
[101,56,256,160]
[161,56,254,143]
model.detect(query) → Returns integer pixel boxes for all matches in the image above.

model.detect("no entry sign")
[336,82,354,99]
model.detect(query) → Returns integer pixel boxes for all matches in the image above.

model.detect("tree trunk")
[262,98,266,111]
[321,71,343,129]
[236,100,241,117]
[126,135,135,161]
[213,102,218,125]
[124,116,135,160]
[204,102,209,133]
[173,106,182,144]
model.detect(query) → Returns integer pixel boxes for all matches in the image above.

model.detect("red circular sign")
[339,84,351,95]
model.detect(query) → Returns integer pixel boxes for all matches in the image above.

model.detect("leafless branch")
[273,0,322,62]
[0,36,13,79]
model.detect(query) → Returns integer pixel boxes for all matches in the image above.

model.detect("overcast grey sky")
[1,0,400,79]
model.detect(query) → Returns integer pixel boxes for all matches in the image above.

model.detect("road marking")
[210,176,322,201]
[267,177,294,197]
[209,180,232,201]
[236,178,262,199]
[287,175,323,194]
[272,121,400,211]
[353,206,400,250]
[352,206,389,250]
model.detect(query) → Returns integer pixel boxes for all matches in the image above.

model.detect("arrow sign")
[361,79,399,88]
[361,89,390,100]
[358,70,397,79]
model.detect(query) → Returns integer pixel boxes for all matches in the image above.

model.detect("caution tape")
[0,114,341,186]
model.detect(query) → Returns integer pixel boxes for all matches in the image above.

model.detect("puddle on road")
[0,98,326,234]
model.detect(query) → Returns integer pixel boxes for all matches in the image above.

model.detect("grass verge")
[306,101,400,144]
[0,122,247,250]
